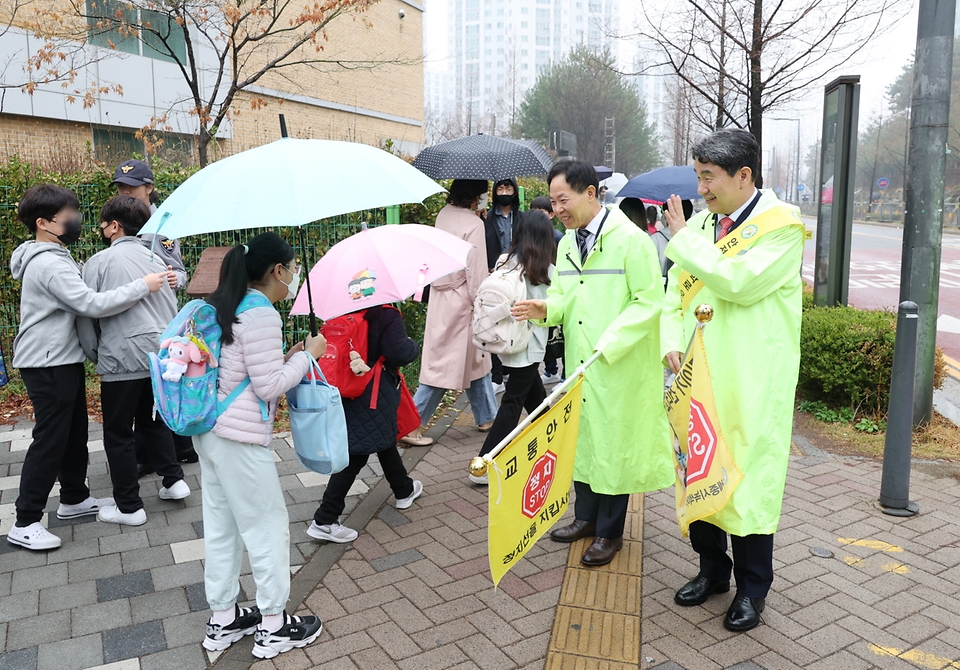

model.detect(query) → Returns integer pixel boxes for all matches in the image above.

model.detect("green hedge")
[798,305,898,415]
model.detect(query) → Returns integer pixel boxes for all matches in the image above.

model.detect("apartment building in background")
[425,0,620,139]
[0,0,426,164]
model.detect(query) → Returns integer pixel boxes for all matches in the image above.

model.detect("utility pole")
[900,0,956,426]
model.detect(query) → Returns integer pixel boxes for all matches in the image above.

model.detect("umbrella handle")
[298,227,319,337]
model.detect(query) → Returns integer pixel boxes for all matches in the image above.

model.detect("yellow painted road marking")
[869,644,960,669]
[838,538,903,552]
[942,354,960,380]
[843,556,864,567]
[882,561,911,574]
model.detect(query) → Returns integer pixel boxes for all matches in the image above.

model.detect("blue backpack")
[149,293,273,436]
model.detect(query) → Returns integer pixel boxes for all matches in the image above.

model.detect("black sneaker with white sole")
[202,604,262,652]
[252,611,323,659]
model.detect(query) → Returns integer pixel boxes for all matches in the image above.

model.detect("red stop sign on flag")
[522,451,557,518]
[686,398,716,485]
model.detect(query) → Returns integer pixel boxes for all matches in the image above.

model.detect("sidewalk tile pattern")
[0,423,382,670]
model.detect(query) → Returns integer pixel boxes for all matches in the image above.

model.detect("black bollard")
[878,300,920,516]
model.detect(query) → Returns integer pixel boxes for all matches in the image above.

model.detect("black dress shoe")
[550,519,596,543]
[581,536,623,566]
[724,594,765,632]
[177,448,199,464]
[674,575,730,606]
[137,463,155,479]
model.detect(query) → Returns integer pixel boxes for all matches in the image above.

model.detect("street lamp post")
[772,117,801,203]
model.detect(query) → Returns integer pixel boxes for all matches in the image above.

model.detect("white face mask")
[280,267,301,301]
[476,192,489,211]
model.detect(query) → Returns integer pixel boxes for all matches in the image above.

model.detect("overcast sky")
[422,0,922,159]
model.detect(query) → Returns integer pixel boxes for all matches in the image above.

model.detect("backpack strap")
[214,293,275,423]
[217,377,270,422]
[368,358,385,411]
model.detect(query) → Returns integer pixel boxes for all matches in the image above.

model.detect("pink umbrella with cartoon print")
[289,224,474,320]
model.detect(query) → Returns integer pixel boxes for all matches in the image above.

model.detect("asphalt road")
[801,217,960,376]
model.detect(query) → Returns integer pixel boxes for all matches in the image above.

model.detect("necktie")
[718,216,735,240]
[577,228,591,263]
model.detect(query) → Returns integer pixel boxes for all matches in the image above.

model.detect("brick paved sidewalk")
[245,403,570,670]
[642,436,960,670]
[6,391,960,670]
[0,420,385,670]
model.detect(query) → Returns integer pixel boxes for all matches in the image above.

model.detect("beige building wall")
[0,0,425,163]
[231,0,425,155]
[0,114,94,165]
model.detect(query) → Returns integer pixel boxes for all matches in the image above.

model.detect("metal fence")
[797,200,960,227]
[0,182,387,355]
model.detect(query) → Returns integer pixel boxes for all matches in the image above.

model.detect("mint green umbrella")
[139,138,445,239]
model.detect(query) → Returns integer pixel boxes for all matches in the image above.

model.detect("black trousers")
[491,354,504,384]
[314,446,413,525]
[102,378,183,513]
[136,426,195,465]
[689,520,775,599]
[16,364,90,526]
[479,363,546,457]
[573,480,629,539]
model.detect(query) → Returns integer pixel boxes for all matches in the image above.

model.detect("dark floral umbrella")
[413,135,554,182]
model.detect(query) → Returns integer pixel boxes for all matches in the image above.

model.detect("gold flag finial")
[469,457,488,477]
[694,304,714,323]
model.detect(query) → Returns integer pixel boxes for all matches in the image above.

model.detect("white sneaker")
[158,479,191,500]
[541,372,562,385]
[6,522,61,550]
[57,496,114,520]
[396,480,423,510]
[468,473,489,486]
[203,605,262,652]
[306,522,358,543]
[252,611,323,659]
[492,382,506,395]
[98,505,147,526]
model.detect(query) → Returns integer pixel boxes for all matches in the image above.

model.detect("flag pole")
[469,350,603,477]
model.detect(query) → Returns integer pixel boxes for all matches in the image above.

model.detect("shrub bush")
[799,305,897,414]
[798,302,944,416]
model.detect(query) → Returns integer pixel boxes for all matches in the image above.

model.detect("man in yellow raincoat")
[662,129,804,632]
[512,160,673,567]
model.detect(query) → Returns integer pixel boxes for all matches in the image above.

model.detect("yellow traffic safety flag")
[664,327,743,536]
[487,377,583,587]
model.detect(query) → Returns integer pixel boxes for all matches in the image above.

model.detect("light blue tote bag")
[286,354,349,475]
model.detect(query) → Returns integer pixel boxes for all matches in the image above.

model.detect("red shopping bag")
[396,373,421,440]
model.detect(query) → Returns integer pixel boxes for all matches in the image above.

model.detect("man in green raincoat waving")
[661,128,805,632]
[512,160,673,567]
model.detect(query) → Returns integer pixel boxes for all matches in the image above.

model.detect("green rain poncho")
[544,208,674,495]
[661,189,805,536]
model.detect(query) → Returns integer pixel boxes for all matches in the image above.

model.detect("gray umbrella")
[413,135,554,182]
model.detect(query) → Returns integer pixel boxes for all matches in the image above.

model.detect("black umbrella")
[413,135,554,182]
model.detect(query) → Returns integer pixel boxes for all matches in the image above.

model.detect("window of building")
[536,35,549,45]
[521,21,528,28]
[93,127,195,165]
[86,1,187,64]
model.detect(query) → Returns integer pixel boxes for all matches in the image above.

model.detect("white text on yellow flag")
[664,328,742,536]
[488,378,582,587]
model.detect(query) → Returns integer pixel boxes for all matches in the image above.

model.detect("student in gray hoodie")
[78,195,189,527]
[7,184,171,551]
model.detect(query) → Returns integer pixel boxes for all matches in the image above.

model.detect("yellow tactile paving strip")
[545,492,644,669]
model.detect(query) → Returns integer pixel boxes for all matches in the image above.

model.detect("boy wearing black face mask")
[77,195,188,527]
[7,184,171,551]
